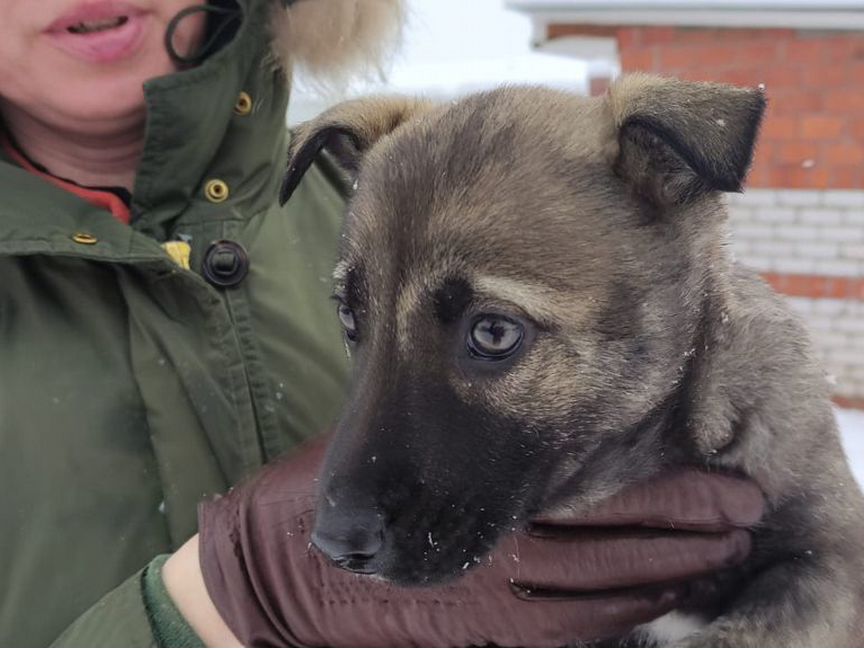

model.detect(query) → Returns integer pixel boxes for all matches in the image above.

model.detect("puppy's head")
[283,75,765,585]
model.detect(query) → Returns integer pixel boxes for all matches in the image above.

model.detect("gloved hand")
[199,439,764,648]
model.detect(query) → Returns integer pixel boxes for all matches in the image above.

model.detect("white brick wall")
[726,189,864,401]
[787,297,864,400]
[727,189,864,277]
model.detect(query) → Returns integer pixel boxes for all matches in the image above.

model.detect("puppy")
[280,75,864,647]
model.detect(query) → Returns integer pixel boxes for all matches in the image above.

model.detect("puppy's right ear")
[608,73,765,209]
[280,96,433,205]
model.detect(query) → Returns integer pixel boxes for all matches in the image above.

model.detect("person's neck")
[1,101,145,192]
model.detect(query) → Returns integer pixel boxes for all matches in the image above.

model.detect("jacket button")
[204,179,230,203]
[202,240,249,288]
[234,91,253,116]
[71,232,98,245]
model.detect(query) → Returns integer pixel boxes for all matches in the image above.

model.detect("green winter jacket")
[0,1,355,645]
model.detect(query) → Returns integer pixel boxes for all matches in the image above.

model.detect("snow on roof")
[288,54,595,124]
[363,55,590,95]
[508,0,864,9]
[507,0,864,30]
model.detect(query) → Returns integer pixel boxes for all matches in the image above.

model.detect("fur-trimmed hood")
[268,0,405,82]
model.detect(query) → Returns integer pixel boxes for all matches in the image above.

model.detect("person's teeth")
[68,16,128,34]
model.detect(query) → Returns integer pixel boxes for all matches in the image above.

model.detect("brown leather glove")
[199,439,764,648]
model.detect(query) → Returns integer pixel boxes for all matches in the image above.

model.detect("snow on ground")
[837,408,864,487]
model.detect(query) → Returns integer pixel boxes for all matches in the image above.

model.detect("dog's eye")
[468,315,524,360]
[337,303,358,342]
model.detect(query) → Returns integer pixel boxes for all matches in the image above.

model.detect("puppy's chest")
[632,611,707,646]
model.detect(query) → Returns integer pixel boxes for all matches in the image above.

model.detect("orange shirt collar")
[1,134,132,225]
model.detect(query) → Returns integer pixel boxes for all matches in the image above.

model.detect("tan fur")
[609,73,761,133]
[332,259,352,285]
[395,274,426,351]
[291,95,433,156]
[268,0,405,84]
[473,275,592,329]
[395,271,582,353]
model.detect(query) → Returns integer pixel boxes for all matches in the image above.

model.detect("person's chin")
[46,83,147,124]
[38,54,174,124]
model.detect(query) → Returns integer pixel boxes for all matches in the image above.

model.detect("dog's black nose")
[312,509,384,573]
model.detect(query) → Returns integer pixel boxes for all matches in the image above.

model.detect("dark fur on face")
[284,75,864,646]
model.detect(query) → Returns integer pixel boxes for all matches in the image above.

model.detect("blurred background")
[287,0,606,122]
[290,0,864,479]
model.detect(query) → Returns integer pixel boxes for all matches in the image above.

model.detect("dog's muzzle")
[311,506,385,574]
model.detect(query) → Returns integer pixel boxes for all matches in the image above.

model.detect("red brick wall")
[548,24,864,188]
[763,274,864,300]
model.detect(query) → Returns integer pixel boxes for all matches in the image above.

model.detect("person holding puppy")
[0,0,765,646]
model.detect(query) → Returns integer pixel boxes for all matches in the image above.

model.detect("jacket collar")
[130,0,289,239]
[0,159,162,262]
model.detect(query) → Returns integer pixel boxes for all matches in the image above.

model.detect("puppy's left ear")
[609,74,766,208]
[280,96,433,205]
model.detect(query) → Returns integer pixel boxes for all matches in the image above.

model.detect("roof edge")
[506,2,864,31]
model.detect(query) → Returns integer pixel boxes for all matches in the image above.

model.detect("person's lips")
[66,16,130,34]
[45,2,148,64]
